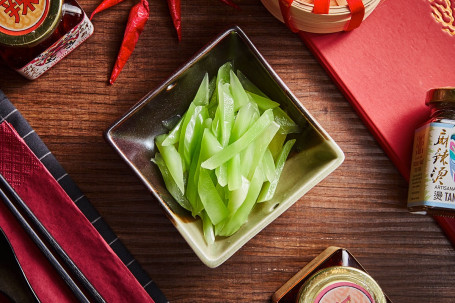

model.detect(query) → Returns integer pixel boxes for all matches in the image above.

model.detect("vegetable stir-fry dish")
[152,62,300,244]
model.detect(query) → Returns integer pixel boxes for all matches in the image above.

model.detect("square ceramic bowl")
[105,26,344,268]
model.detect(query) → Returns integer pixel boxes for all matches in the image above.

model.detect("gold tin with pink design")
[272,247,392,303]
[297,266,385,303]
[0,0,93,79]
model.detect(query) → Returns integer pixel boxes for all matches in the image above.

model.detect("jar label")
[0,0,49,35]
[16,13,93,79]
[408,122,455,210]
[314,281,374,303]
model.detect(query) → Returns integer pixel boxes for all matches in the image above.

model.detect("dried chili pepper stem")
[90,0,125,20]
[167,0,181,41]
[109,0,150,84]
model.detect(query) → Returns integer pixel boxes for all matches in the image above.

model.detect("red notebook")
[299,0,455,244]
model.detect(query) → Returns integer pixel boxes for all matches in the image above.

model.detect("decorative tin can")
[272,247,392,303]
[296,266,385,303]
[0,0,93,79]
[408,88,455,216]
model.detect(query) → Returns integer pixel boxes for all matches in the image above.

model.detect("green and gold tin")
[297,266,386,303]
[0,0,63,47]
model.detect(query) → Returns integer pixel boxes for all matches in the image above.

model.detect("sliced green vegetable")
[227,176,249,214]
[218,82,235,146]
[230,70,249,111]
[197,168,229,225]
[211,109,220,139]
[230,102,259,143]
[179,106,207,168]
[201,211,215,245]
[201,109,274,170]
[258,139,296,202]
[208,74,218,114]
[247,91,280,112]
[196,129,223,172]
[186,134,203,214]
[203,117,212,129]
[227,153,241,191]
[247,121,280,179]
[187,128,223,216]
[273,107,300,134]
[269,132,287,161]
[193,129,223,189]
[240,143,255,178]
[161,118,183,146]
[218,166,264,236]
[262,148,276,182]
[193,196,204,218]
[193,73,210,106]
[215,164,228,187]
[215,183,227,204]
[152,153,192,211]
[178,74,210,168]
[217,62,232,86]
[155,134,185,193]
[214,219,226,237]
[208,76,216,102]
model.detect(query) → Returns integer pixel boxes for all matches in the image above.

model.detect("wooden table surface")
[1,1,454,302]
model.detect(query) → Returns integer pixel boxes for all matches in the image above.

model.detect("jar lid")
[297,266,386,303]
[0,0,62,47]
[426,87,455,105]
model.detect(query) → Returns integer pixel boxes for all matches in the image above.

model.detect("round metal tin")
[0,0,62,47]
[297,266,386,303]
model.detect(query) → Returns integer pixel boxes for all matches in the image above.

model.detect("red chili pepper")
[109,0,150,84]
[167,0,181,41]
[218,0,239,10]
[90,0,125,20]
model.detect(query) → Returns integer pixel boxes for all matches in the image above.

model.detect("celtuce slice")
[258,139,296,202]
[155,134,185,193]
[198,168,229,225]
[201,109,274,170]
[262,148,276,182]
[247,91,280,112]
[218,166,265,236]
[230,70,249,111]
[152,153,191,211]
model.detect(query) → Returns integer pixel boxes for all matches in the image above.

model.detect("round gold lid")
[426,87,455,105]
[0,0,62,47]
[297,266,386,303]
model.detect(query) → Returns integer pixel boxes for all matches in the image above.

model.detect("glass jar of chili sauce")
[408,88,455,216]
[272,247,392,303]
[0,0,93,79]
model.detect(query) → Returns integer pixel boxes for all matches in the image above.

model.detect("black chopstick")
[0,174,106,303]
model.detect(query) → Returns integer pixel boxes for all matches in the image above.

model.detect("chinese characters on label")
[0,0,39,23]
[431,129,449,185]
[408,123,455,212]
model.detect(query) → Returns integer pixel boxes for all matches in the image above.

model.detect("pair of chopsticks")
[0,174,106,303]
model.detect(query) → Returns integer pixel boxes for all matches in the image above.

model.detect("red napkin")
[0,121,154,303]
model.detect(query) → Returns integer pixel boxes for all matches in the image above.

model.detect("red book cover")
[299,0,455,244]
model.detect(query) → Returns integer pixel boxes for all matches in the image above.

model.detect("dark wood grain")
[1,1,454,302]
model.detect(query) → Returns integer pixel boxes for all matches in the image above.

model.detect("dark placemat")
[0,90,168,303]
